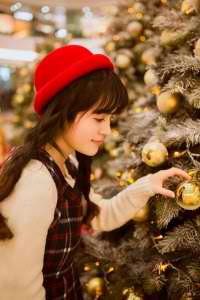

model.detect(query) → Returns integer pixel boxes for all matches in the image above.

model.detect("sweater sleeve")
[90,175,155,232]
[0,160,57,295]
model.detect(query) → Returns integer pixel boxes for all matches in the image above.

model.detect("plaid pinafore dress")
[32,148,84,300]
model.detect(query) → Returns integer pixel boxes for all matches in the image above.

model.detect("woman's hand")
[149,167,191,198]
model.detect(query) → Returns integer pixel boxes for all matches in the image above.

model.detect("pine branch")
[124,110,159,147]
[157,117,200,148]
[162,76,199,94]
[168,269,200,300]
[157,221,200,254]
[142,273,167,295]
[155,196,181,229]
[188,88,200,109]
[156,55,200,82]
[153,9,188,31]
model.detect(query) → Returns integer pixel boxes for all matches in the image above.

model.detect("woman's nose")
[99,120,112,136]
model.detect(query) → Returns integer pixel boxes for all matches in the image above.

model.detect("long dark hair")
[0,68,128,240]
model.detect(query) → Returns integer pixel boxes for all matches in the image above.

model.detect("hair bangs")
[92,71,128,115]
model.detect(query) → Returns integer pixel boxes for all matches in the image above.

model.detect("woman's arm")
[90,174,154,232]
[90,168,191,232]
[0,160,57,299]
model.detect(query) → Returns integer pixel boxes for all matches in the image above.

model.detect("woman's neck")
[45,137,74,176]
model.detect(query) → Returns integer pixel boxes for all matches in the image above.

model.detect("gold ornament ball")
[144,69,158,87]
[132,204,149,222]
[24,120,34,129]
[23,84,32,93]
[105,41,116,52]
[141,48,156,65]
[194,38,200,60]
[156,91,180,114]
[180,292,193,300]
[160,30,187,48]
[127,21,143,37]
[142,141,168,167]
[86,277,105,297]
[133,2,145,14]
[115,54,131,69]
[14,94,25,105]
[19,67,29,77]
[181,0,196,15]
[123,288,143,300]
[176,181,200,210]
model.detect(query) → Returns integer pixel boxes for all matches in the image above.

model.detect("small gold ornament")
[24,120,34,129]
[105,41,115,52]
[19,67,29,77]
[160,30,187,48]
[151,85,161,96]
[180,292,193,300]
[144,69,158,87]
[13,94,25,105]
[22,83,32,93]
[176,180,200,210]
[133,2,145,14]
[109,148,120,157]
[194,38,200,60]
[122,288,143,300]
[156,91,180,114]
[141,48,156,65]
[127,21,143,37]
[132,204,149,222]
[172,150,187,158]
[86,277,105,297]
[181,0,196,15]
[142,141,168,167]
[115,54,131,69]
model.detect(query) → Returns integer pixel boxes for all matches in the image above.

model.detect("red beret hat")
[33,44,114,115]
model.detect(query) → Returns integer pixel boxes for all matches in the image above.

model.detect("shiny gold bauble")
[127,21,143,37]
[176,181,200,210]
[19,67,29,77]
[86,277,105,297]
[187,168,200,181]
[13,94,25,105]
[24,120,34,129]
[142,141,168,167]
[115,54,131,68]
[194,38,200,60]
[22,83,32,93]
[160,30,187,48]
[132,204,149,222]
[144,69,158,87]
[141,48,156,65]
[156,91,180,114]
[181,0,196,15]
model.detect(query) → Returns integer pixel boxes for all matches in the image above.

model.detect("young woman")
[0,45,190,300]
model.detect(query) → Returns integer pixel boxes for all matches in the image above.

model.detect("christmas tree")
[80,1,200,299]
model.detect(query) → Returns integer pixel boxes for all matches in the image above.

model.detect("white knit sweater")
[0,159,155,300]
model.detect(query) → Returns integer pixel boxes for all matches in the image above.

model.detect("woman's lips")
[92,140,104,145]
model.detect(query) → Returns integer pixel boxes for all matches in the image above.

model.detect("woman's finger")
[164,168,191,180]
[158,187,175,198]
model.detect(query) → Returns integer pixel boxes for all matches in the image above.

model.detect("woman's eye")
[94,118,104,122]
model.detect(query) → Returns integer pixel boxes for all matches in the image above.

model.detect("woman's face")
[61,107,112,156]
